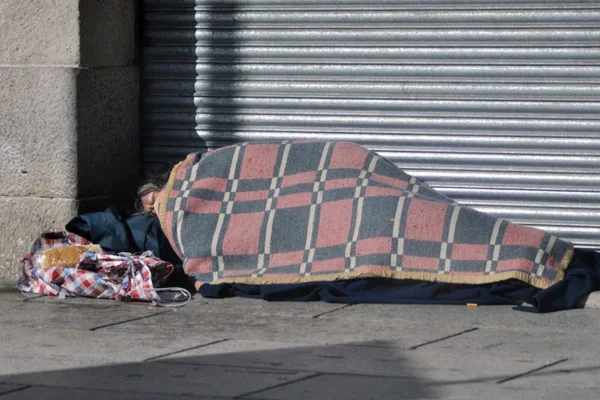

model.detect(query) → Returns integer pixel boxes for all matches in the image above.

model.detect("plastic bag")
[34,244,103,269]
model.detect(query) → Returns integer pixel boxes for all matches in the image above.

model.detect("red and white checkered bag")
[18,229,173,302]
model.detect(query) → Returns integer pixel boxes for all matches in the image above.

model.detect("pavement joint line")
[232,372,323,399]
[144,338,230,362]
[496,357,569,384]
[88,309,173,331]
[0,385,30,397]
[311,304,352,319]
[409,327,479,350]
[482,341,504,350]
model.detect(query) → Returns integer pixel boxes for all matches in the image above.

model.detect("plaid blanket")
[156,141,574,289]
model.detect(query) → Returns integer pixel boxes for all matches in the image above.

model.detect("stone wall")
[0,0,139,280]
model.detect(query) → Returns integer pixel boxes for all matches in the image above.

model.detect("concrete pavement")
[1,283,600,399]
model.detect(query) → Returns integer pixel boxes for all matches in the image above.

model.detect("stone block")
[0,66,140,199]
[0,68,78,198]
[0,0,80,65]
[0,0,136,67]
[80,0,136,67]
[77,66,140,198]
[0,197,78,281]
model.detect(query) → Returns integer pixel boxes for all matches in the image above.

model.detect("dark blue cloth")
[65,209,196,292]
[65,208,180,264]
[200,249,600,313]
[66,208,135,254]
[527,248,600,312]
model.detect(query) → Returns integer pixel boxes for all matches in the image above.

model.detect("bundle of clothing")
[17,209,195,304]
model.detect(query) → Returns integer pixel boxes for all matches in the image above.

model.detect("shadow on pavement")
[0,341,437,399]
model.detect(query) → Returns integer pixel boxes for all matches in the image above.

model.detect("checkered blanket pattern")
[18,229,173,301]
[156,140,574,289]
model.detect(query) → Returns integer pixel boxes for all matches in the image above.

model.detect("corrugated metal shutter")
[141,0,600,248]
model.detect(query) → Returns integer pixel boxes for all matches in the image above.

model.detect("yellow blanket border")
[200,248,573,291]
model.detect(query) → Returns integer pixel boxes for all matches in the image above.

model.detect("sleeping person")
[150,140,600,312]
[30,140,597,311]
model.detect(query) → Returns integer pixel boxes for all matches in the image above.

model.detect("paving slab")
[171,296,348,320]
[0,295,170,331]
[500,358,600,390]
[429,359,600,399]
[428,381,600,400]
[0,384,28,397]
[2,361,314,399]
[156,340,417,376]
[398,328,600,384]
[0,325,226,375]
[93,298,489,345]
[95,298,381,343]
[153,334,600,386]
[413,326,600,361]
[242,372,435,400]
[345,303,600,333]
[0,386,216,400]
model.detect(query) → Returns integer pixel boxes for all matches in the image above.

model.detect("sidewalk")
[1,283,600,399]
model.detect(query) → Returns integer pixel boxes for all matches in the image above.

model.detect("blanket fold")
[156,140,573,289]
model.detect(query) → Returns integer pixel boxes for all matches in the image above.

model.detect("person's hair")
[134,182,162,213]
[137,183,161,198]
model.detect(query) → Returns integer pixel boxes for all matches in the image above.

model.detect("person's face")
[140,190,158,214]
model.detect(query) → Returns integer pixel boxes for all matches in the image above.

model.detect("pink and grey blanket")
[156,141,573,290]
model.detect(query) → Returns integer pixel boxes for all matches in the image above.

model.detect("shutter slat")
[141,1,600,247]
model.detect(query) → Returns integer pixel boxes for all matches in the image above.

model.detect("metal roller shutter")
[140,0,600,248]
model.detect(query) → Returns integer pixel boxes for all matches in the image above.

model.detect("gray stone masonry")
[0,0,138,280]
